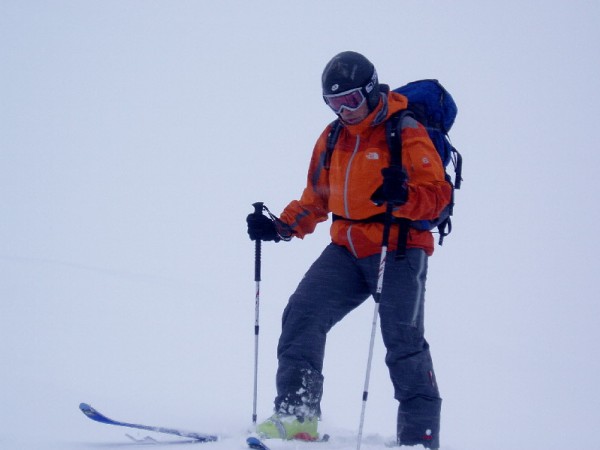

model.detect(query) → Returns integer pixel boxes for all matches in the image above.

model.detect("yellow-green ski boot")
[256,413,318,441]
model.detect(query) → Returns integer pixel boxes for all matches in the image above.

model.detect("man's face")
[338,101,369,125]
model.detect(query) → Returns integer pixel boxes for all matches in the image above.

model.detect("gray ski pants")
[274,243,441,448]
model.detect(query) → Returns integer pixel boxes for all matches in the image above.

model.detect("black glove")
[247,213,280,242]
[371,166,409,206]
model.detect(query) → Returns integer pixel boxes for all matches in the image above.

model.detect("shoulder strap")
[324,119,343,170]
[384,111,408,167]
[384,110,413,259]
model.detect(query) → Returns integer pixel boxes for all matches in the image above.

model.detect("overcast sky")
[1,2,599,449]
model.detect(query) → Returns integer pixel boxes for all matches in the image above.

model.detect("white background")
[1,1,599,449]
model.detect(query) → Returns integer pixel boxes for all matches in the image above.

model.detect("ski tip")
[79,403,93,414]
[79,403,105,422]
[247,436,270,450]
[247,434,328,448]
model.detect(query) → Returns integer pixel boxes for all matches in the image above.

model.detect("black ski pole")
[357,202,394,450]
[251,202,263,426]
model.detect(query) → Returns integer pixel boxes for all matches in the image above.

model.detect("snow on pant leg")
[374,248,442,448]
[274,244,371,419]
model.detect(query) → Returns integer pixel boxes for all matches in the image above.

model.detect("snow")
[2,1,600,450]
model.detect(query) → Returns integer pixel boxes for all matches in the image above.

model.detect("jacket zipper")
[344,135,360,257]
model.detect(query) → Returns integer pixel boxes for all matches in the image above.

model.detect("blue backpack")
[325,79,462,247]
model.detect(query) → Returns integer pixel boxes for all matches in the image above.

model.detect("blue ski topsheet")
[247,434,329,448]
[79,403,218,442]
[247,436,270,450]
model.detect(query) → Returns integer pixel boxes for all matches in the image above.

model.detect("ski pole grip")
[252,202,263,282]
[255,240,261,282]
[253,202,264,216]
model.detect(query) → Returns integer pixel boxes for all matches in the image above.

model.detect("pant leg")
[364,248,442,448]
[275,244,371,419]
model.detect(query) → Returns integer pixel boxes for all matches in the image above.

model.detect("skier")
[246,51,451,449]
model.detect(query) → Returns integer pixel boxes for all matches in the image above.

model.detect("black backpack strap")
[385,110,412,259]
[324,119,343,170]
[437,218,452,245]
[384,111,406,166]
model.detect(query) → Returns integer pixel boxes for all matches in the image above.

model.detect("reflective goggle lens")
[324,88,366,113]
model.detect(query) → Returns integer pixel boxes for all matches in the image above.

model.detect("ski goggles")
[323,87,366,114]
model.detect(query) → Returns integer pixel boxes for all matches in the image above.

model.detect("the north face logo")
[366,152,379,160]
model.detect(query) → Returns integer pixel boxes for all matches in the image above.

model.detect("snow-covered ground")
[2,2,600,450]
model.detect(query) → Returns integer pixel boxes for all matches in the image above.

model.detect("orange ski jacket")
[280,90,452,258]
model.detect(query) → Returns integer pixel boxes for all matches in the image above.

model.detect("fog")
[1,2,599,449]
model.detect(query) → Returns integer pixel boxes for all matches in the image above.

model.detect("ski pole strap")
[262,204,293,242]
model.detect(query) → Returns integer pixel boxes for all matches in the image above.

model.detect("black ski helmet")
[322,51,380,111]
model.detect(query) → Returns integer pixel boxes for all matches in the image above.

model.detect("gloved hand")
[247,213,281,242]
[371,166,409,206]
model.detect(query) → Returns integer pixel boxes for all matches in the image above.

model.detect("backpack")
[325,79,462,247]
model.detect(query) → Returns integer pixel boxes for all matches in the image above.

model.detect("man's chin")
[341,116,362,125]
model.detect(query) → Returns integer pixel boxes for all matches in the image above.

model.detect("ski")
[125,433,207,445]
[247,434,330,449]
[247,436,270,450]
[79,403,218,443]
